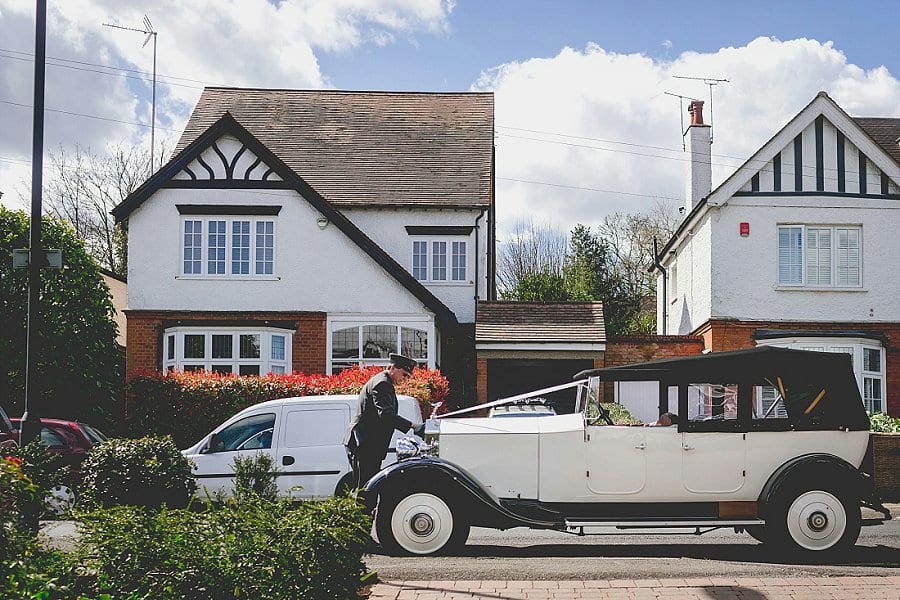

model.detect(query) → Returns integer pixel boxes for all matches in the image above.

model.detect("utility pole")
[103,15,157,174]
[20,0,48,445]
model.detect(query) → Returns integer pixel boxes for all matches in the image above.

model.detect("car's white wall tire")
[773,487,860,553]
[376,488,469,556]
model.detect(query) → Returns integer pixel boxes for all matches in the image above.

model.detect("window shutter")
[778,227,802,284]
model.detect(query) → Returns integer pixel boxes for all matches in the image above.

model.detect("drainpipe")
[652,237,667,335]
[474,208,487,302]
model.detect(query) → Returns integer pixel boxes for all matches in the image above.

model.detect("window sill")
[774,286,866,292]
[176,275,281,281]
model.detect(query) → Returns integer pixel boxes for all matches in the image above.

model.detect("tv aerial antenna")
[671,75,728,143]
[103,15,158,174]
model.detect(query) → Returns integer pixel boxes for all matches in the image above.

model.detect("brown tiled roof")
[175,88,494,208]
[476,302,606,343]
[854,117,900,165]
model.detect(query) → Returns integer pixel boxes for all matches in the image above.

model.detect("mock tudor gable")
[654,91,900,416]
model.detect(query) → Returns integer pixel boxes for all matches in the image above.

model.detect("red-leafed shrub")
[127,367,449,447]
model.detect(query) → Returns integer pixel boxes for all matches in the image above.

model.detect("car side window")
[40,427,68,449]
[211,413,276,452]
[237,428,273,450]
[686,383,738,422]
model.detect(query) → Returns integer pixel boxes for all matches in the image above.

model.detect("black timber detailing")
[176,204,282,215]
[405,226,475,235]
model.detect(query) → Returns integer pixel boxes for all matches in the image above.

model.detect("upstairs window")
[181,217,276,277]
[777,225,861,287]
[410,238,468,283]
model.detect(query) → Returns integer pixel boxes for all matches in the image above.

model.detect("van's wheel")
[770,484,860,554]
[375,486,469,556]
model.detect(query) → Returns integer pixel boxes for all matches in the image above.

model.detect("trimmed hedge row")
[128,366,450,447]
[77,498,371,599]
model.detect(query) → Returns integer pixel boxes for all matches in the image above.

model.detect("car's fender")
[757,453,871,514]
[365,456,562,530]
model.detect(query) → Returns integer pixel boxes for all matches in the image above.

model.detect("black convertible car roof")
[576,347,869,431]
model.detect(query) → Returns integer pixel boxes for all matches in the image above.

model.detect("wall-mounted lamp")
[316,216,328,229]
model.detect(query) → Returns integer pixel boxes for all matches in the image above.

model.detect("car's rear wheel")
[375,487,469,556]
[770,486,860,554]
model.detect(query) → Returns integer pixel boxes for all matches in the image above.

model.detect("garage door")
[487,359,593,414]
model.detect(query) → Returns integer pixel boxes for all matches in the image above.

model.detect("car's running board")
[565,519,765,529]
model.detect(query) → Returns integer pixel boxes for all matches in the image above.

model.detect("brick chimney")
[684,99,711,214]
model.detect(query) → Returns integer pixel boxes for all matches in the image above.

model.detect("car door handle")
[682,445,694,451]
[635,442,646,450]
[282,455,295,466]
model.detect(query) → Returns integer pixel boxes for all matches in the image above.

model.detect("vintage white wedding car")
[366,347,890,556]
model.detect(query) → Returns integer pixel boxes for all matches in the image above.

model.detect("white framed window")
[862,346,884,413]
[777,225,861,287]
[163,327,291,375]
[181,217,276,277]
[410,237,468,283]
[328,317,434,373]
[756,338,885,414]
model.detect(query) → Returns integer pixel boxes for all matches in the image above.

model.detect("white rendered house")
[653,93,900,416]
[112,89,495,401]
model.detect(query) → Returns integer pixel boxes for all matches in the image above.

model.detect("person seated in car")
[651,412,679,427]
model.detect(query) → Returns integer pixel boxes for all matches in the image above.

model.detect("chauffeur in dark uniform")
[344,353,419,491]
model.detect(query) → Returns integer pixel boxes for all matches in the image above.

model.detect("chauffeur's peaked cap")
[388,353,417,372]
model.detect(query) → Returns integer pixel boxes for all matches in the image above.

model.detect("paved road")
[365,509,900,580]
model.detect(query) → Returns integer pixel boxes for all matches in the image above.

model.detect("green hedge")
[128,367,449,448]
[79,436,196,510]
[77,497,371,599]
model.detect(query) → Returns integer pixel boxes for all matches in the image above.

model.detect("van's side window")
[212,413,276,452]
[283,408,348,448]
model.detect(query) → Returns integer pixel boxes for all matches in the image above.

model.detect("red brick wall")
[700,319,900,416]
[124,310,327,380]
[605,335,706,367]
[475,358,488,406]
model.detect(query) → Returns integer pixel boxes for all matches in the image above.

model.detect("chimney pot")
[688,99,705,125]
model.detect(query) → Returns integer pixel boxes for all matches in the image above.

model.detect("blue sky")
[319,1,899,91]
[1,0,898,233]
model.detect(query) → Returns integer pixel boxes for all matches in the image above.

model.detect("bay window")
[756,339,884,414]
[164,327,292,375]
[330,321,432,373]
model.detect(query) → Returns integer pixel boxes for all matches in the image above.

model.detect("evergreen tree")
[0,207,123,431]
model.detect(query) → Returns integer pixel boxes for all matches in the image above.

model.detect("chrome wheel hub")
[411,512,435,536]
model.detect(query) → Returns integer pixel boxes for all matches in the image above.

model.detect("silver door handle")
[682,445,694,451]
[635,442,646,450]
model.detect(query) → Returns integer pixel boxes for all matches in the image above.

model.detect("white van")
[183,394,422,499]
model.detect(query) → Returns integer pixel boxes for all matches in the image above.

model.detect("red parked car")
[10,418,107,470]
[0,406,15,450]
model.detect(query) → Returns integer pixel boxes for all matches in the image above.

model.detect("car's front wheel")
[770,486,860,553]
[375,487,469,556]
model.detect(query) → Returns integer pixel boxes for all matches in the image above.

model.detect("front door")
[276,403,351,498]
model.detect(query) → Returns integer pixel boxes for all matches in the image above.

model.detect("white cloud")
[474,36,900,237]
[0,0,453,207]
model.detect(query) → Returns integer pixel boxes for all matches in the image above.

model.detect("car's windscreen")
[79,423,108,444]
